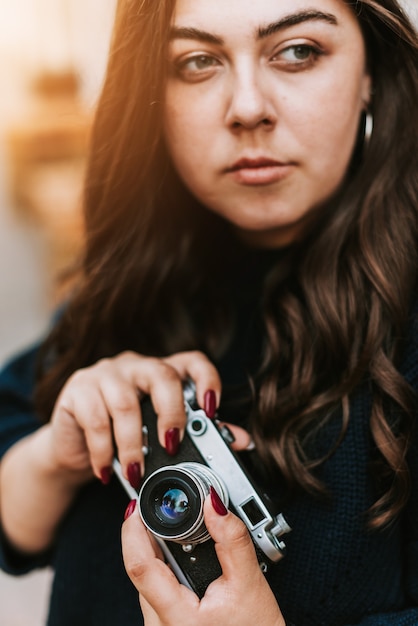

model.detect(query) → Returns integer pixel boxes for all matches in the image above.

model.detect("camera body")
[114,383,290,598]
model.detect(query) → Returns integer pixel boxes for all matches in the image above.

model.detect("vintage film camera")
[114,383,291,598]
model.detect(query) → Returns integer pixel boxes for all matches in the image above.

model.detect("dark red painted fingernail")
[165,428,180,456]
[210,486,228,516]
[127,462,142,490]
[204,390,217,419]
[124,499,137,520]
[100,466,112,485]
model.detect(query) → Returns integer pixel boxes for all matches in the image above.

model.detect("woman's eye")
[174,54,221,80]
[187,55,218,70]
[273,44,322,68]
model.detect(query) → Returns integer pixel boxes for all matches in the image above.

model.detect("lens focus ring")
[139,463,228,544]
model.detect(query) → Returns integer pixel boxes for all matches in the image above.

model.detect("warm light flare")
[0,0,117,128]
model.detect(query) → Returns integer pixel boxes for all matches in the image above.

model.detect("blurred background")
[0,1,116,624]
[0,1,417,625]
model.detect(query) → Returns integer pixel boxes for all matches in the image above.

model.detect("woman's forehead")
[168,0,361,45]
[170,0,354,24]
[168,0,362,52]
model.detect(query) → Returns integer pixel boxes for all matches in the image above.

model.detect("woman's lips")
[226,157,294,186]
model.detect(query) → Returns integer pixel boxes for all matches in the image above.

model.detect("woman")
[1,0,417,624]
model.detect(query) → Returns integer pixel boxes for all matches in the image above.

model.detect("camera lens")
[159,488,189,522]
[139,463,228,544]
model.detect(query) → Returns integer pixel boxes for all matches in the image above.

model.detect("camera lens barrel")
[139,462,229,544]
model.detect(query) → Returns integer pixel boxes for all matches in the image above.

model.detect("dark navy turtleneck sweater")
[0,254,418,625]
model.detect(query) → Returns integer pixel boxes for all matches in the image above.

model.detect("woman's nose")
[225,69,277,131]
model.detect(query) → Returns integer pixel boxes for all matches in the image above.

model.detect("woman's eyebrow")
[169,10,338,46]
[258,10,338,39]
[169,26,224,45]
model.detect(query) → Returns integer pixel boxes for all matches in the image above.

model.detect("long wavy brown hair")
[35,0,418,528]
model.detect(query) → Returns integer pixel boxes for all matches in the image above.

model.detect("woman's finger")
[114,351,222,455]
[163,351,222,416]
[56,374,115,479]
[122,504,198,615]
[201,495,286,625]
[139,595,163,626]
[98,373,145,487]
[202,493,261,586]
[121,354,188,451]
[217,422,255,452]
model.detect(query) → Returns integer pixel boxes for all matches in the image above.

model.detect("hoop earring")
[364,110,374,149]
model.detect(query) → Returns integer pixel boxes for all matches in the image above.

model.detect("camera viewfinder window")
[241,499,266,527]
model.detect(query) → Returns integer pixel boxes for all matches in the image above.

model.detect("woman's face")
[164,0,371,247]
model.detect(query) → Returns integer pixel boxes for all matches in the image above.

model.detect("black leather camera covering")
[140,397,274,598]
[140,397,224,596]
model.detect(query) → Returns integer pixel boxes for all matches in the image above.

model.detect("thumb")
[203,489,260,584]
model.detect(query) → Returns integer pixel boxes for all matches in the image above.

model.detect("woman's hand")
[47,350,223,488]
[122,493,286,626]
[1,350,252,556]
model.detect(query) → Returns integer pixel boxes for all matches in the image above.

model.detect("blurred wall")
[0,3,116,625]
[0,1,117,125]
[0,0,116,365]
